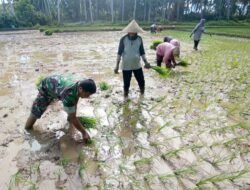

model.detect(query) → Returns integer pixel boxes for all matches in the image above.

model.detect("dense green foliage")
[0,0,249,29]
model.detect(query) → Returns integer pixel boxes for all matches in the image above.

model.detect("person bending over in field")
[25,75,96,141]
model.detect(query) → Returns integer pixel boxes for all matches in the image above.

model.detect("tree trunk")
[148,0,151,22]
[2,0,6,15]
[162,0,166,21]
[45,0,52,18]
[201,0,204,18]
[80,0,83,22]
[89,0,93,23]
[121,0,124,22]
[57,0,61,24]
[110,0,114,23]
[226,0,231,20]
[143,0,147,22]
[167,2,172,21]
[176,0,180,21]
[133,0,137,19]
[7,0,15,16]
[83,0,88,22]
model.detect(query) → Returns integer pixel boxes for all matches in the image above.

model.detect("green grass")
[78,116,97,129]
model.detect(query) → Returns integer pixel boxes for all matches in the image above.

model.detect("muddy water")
[0,30,249,190]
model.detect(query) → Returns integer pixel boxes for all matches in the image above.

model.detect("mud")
[0,30,249,190]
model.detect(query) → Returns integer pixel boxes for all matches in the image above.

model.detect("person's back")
[156,42,175,58]
[38,75,76,100]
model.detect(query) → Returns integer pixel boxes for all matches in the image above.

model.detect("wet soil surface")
[0,30,249,190]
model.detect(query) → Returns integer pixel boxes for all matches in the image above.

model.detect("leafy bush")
[0,14,17,28]
[150,40,162,50]
[45,30,53,36]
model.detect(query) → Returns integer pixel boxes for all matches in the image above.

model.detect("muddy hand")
[114,67,119,74]
[81,131,90,142]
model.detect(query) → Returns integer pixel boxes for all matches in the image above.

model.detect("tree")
[133,0,137,19]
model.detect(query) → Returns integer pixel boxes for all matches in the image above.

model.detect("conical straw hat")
[122,20,144,33]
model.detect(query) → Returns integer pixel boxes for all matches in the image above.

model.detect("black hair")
[164,36,172,43]
[79,79,96,94]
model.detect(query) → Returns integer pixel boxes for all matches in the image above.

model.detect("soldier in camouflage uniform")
[25,75,96,141]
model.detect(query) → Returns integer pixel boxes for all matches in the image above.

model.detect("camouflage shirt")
[38,75,79,113]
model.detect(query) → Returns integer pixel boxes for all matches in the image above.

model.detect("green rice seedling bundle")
[35,75,45,88]
[45,30,53,36]
[78,116,97,129]
[177,60,189,67]
[150,40,162,50]
[85,138,96,146]
[151,66,171,78]
[99,81,110,91]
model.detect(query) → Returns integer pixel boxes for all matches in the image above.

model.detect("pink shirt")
[156,42,175,64]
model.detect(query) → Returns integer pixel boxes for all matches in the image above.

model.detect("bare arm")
[68,112,90,140]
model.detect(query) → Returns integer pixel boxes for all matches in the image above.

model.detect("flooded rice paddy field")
[0,30,249,190]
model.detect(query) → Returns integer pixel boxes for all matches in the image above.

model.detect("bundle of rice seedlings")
[177,60,189,67]
[85,139,96,146]
[99,82,110,91]
[78,116,97,129]
[45,30,53,36]
[150,40,162,50]
[35,75,45,88]
[151,66,171,78]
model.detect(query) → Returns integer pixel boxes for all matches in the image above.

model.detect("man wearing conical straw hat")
[114,20,151,98]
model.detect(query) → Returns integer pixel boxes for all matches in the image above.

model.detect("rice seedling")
[78,163,86,179]
[151,66,172,78]
[85,138,96,146]
[161,148,185,159]
[99,81,110,91]
[29,163,41,176]
[150,40,162,50]
[35,75,45,88]
[158,174,176,182]
[59,157,70,168]
[174,165,197,177]
[78,116,97,129]
[196,169,249,186]
[8,171,25,190]
[144,174,157,182]
[78,151,85,164]
[177,60,189,67]
[134,157,153,167]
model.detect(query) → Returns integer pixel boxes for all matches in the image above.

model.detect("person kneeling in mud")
[156,42,180,68]
[25,75,97,141]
